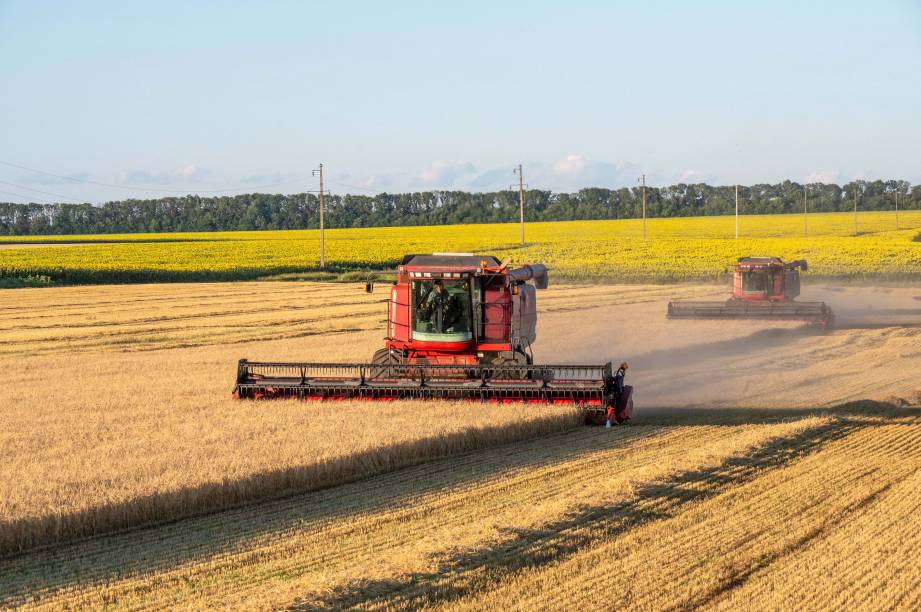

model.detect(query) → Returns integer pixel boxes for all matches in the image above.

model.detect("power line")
[0,159,463,199]
[0,179,89,203]
[0,160,313,196]
[0,188,56,204]
[324,180,383,194]
[229,175,318,191]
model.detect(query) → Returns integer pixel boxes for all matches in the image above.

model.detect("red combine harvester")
[234,254,634,425]
[667,257,834,326]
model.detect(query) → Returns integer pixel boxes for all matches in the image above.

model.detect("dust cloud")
[803,285,921,329]
[533,284,921,412]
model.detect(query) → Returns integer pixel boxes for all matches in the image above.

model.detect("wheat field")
[3,406,918,609]
[4,281,728,554]
[1,280,920,608]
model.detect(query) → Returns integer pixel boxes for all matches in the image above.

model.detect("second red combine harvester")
[667,257,834,326]
[235,254,634,425]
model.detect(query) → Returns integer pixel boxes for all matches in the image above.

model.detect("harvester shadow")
[295,412,866,610]
[630,326,821,370]
[1,414,586,557]
[1,402,915,606]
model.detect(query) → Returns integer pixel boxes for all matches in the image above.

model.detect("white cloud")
[355,174,394,189]
[543,154,640,190]
[121,164,212,185]
[466,167,517,190]
[553,154,590,176]
[121,169,160,184]
[672,169,722,184]
[804,170,839,184]
[240,172,288,185]
[20,171,90,185]
[173,164,210,181]
[416,160,476,186]
[462,155,642,192]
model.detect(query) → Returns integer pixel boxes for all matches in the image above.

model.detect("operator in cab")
[418,279,462,333]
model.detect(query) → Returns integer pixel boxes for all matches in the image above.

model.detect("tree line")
[0,179,916,236]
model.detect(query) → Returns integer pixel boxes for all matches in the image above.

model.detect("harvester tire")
[584,408,607,426]
[370,348,402,378]
[490,350,530,380]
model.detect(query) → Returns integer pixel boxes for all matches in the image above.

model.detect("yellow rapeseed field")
[1,210,920,283]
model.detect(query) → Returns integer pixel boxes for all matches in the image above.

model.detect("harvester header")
[667,256,833,326]
[234,253,633,425]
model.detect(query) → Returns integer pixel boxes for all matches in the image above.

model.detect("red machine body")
[234,253,634,425]
[375,254,546,368]
[667,256,833,326]
[731,257,804,302]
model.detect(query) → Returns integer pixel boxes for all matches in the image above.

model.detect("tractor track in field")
[7,406,919,610]
[0,299,381,331]
[448,412,921,612]
[301,416,856,611]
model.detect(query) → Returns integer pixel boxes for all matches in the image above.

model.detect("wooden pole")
[803,184,808,237]
[641,174,647,240]
[319,163,325,268]
[735,185,739,239]
[312,163,326,268]
[895,189,900,230]
[517,164,525,246]
[853,183,858,236]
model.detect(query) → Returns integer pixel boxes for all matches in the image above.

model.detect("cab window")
[411,279,473,341]
[741,270,768,293]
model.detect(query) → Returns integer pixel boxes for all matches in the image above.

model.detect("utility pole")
[853,183,858,236]
[895,189,900,230]
[512,164,526,246]
[735,184,739,240]
[803,183,808,237]
[640,174,647,239]
[312,163,326,268]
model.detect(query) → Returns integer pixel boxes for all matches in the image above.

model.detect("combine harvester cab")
[667,257,834,327]
[235,254,634,425]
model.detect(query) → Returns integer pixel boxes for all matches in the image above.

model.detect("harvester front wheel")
[370,348,402,378]
[490,350,530,380]
[584,408,607,426]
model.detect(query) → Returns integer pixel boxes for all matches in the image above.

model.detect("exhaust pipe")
[507,264,549,289]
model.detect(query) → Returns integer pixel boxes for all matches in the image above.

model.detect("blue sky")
[1,0,919,203]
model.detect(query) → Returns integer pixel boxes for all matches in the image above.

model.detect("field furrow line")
[281,418,841,611]
[1,406,585,557]
[443,420,904,611]
[0,283,341,313]
[711,466,921,610]
[4,421,816,609]
[4,426,684,605]
[0,299,380,334]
